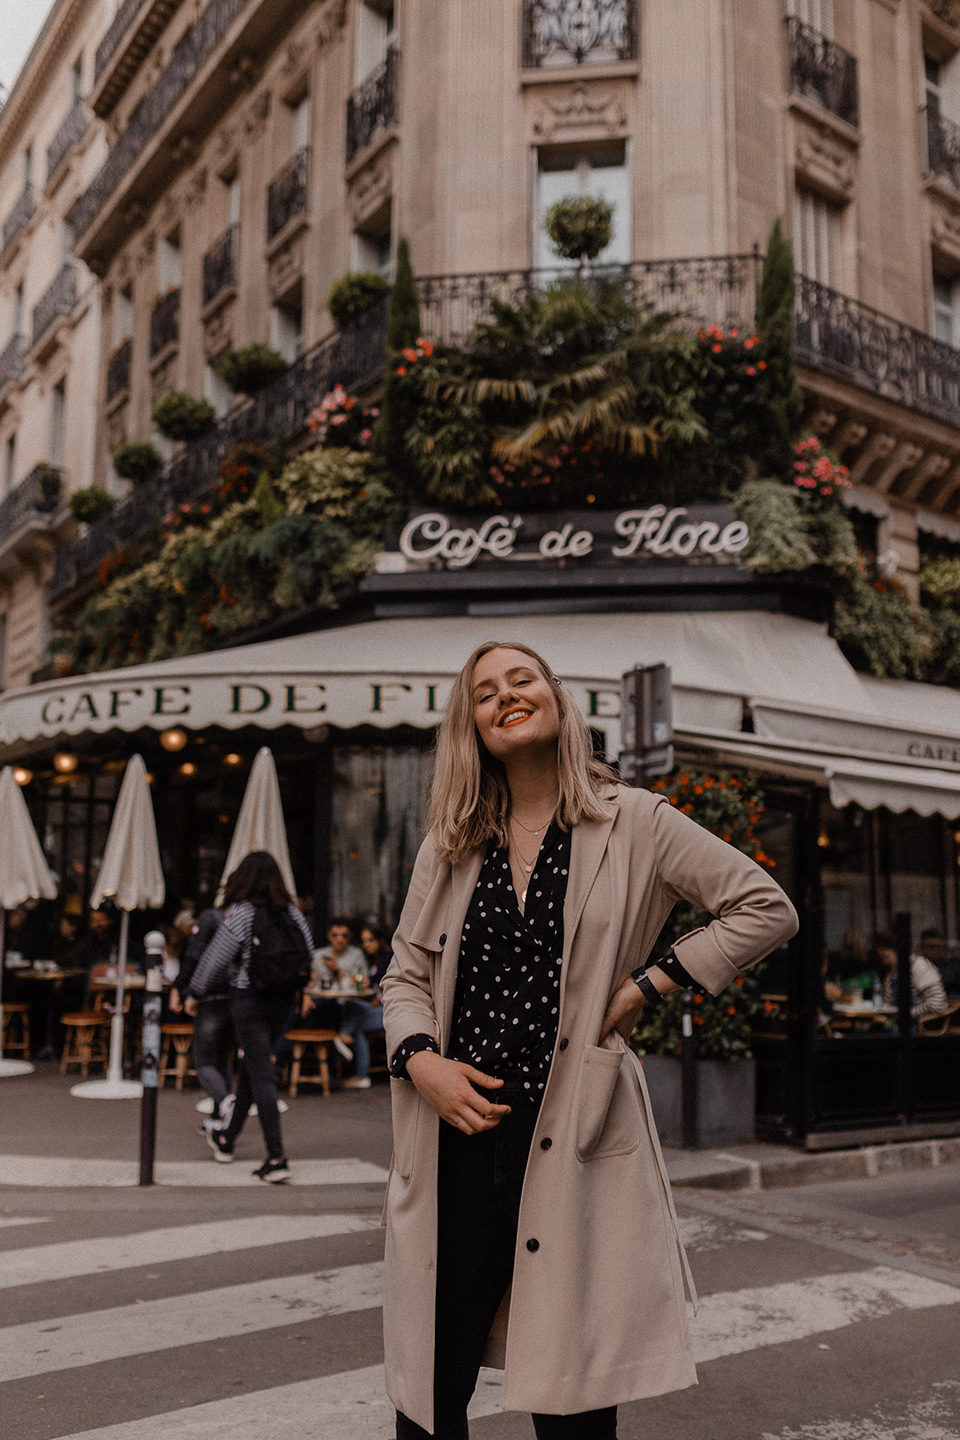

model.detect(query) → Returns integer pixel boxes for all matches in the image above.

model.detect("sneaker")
[218,1093,235,1127]
[207,1129,234,1163]
[201,1117,224,1136]
[342,1075,371,1089]
[253,1157,290,1183]
[332,1035,354,1062]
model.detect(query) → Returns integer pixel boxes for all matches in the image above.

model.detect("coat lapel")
[563,793,620,962]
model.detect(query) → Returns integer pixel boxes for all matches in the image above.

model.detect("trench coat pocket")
[575,1045,641,1161]
[391,1078,422,1179]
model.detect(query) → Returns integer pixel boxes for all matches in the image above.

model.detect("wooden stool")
[60,1012,109,1077]
[1,1002,31,1059]
[285,1028,338,1097]
[159,1023,196,1090]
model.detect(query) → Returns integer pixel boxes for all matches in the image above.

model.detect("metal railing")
[0,465,62,538]
[202,222,238,305]
[74,0,250,239]
[106,338,132,402]
[149,288,180,357]
[927,105,960,192]
[522,0,637,67]
[2,184,35,258]
[94,0,149,81]
[266,152,308,243]
[47,97,88,180]
[346,45,398,163]
[795,274,960,426]
[787,16,858,127]
[0,334,23,389]
[31,265,77,349]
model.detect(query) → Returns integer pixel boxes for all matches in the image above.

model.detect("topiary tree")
[545,195,614,270]
[326,271,390,330]
[151,391,218,442]
[755,218,803,477]
[112,440,164,484]
[375,237,421,479]
[69,486,116,524]
[215,344,288,396]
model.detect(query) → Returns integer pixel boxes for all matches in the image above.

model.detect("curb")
[665,1135,960,1192]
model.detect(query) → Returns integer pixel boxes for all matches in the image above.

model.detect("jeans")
[192,997,233,1117]
[339,999,384,1080]
[395,1080,617,1440]
[223,990,291,1160]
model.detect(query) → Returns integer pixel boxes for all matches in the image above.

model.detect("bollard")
[139,942,164,1187]
[681,989,698,1150]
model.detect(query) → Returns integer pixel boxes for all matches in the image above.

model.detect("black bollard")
[139,963,163,1186]
[681,989,699,1150]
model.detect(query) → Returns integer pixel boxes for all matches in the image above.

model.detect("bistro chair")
[60,1011,109,1077]
[1,1002,31,1060]
[917,999,960,1037]
[159,1022,196,1090]
[284,1028,339,1098]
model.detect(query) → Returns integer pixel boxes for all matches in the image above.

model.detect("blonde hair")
[429,640,621,865]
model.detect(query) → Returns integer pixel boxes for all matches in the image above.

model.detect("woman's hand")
[406,1050,512,1134]
[183,995,198,1017]
[599,978,646,1041]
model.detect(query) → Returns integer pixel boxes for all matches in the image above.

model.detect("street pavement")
[2,1067,960,1439]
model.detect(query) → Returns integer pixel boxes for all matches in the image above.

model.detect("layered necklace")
[507,798,559,907]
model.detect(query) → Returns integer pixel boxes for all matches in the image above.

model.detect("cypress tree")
[376,237,422,482]
[385,237,421,349]
[756,218,803,477]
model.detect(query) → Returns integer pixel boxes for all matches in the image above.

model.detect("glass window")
[934,273,957,345]
[270,295,303,363]
[789,0,834,37]
[204,362,232,418]
[535,141,630,270]
[794,186,843,290]
[112,287,132,347]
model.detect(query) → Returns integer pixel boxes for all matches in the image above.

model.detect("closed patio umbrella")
[217,747,296,900]
[0,767,57,1078]
[71,754,165,1100]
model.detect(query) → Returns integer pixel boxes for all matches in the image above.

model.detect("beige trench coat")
[381,786,798,1431]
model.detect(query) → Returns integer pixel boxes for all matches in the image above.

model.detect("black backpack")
[246,905,312,996]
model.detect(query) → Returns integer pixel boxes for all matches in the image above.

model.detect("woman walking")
[185,851,312,1182]
[174,905,233,1130]
[381,642,797,1438]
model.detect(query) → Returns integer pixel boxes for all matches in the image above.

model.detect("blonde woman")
[381,642,797,1439]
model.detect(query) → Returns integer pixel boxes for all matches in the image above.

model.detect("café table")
[9,965,86,1059]
[832,1000,898,1034]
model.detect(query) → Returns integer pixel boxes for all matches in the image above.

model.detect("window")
[226,173,241,227]
[112,286,133,347]
[204,362,232,418]
[352,218,392,275]
[158,232,182,293]
[3,433,15,496]
[271,293,303,363]
[50,380,66,469]
[794,186,843,289]
[291,95,310,156]
[534,142,630,270]
[355,1,395,85]
[788,0,833,36]
[934,273,958,345]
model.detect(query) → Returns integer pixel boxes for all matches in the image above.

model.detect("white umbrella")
[72,754,165,1100]
[217,747,296,899]
[0,767,57,1079]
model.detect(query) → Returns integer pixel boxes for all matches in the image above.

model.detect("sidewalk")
[664,1135,960,1191]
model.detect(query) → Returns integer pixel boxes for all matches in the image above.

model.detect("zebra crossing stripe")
[0,1212,380,1289]
[0,1216,50,1230]
[0,1155,390,1187]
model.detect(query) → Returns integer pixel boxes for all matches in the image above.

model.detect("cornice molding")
[0,0,91,169]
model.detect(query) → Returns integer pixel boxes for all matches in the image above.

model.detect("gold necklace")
[509,799,559,836]
[508,825,542,874]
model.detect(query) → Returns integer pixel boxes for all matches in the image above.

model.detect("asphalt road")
[1,1076,959,1439]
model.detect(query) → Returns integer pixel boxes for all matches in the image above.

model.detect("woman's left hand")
[599,978,646,1042]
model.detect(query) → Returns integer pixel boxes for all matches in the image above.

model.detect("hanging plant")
[214,344,288,395]
[111,440,164,484]
[69,486,116,524]
[151,392,218,442]
[545,195,614,265]
[326,271,389,329]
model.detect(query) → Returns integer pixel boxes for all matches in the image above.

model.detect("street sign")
[620,663,674,781]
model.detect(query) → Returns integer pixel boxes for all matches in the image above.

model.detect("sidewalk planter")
[642,1055,756,1148]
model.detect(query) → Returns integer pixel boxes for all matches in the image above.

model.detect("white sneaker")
[218,1093,235,1127]
[333,1036,354,1062]
[342,1076,371,1089]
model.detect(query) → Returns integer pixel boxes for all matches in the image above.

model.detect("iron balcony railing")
[74,0,250,239]
[266,152,309,243]
[106,338,132,402]
[346,45,398,163]
[522,0,637,68]
[787,16,859,128]
[94,0,149,81]
[0,334,24,389]
[149,288,180,357]
[47,97,88,180]
[795,274,960,426]
[926,104,960,192]
[0,464,62,538]
[202,222,239,305]
[32,265,77,349]
[2,184,35,258]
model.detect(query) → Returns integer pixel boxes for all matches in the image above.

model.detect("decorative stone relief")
[532,83,628,141]
[203,302,234,360]
[215,123,238,159]
[832,419,868,457]
[873,439,924,494]
[123,201,148,235]
[316,0,348,50]
[135,230,156,271]
[159,195,181,231]
[931,200,960,268]
[808,406,838,437]
[245,90,271,142]
[349,152,393,225]
[171,134,197,169]
[794,120,855,201]
[849,431,896,486]
[185,167,208,209]
[230,55,260,92]
[268,232,306,301]
[927,0,960,29]
[283,40,306,76]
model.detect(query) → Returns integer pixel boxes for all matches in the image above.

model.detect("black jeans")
[192,997,233,1117]
[396,1081,617,1440]
[223,990,290,1160]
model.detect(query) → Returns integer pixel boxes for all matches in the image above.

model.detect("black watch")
[631,968,664,1008]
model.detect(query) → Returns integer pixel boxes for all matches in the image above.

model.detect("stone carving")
[203,301,234,360]
[848,430,896,486]
[808,406,838,437]
[186,167,208,209]
[931,200,960,266]
[171,134,197,168]
[230,54,260,92]
[794,121,855,199]
[532,83,628,140]
[268,231,306,301]
[316,0,348,50]
[349,153,393,224]
[159,195,181,230]
[134,229,156,270]
[283,39,306,75]
[245,90,271,141]
[215,123,238,158]
[874,439,924,494]
[832,419,868,457]
[928,0,960,29]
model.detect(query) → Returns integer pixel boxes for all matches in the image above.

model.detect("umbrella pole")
[106,910,130,1087]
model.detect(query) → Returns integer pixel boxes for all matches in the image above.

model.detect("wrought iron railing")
[346,45,398,163]
[31,265,77,349]
[202,222,239,305]
[0,334,23,389]
[266,152,309,243]
[522,0,637,67]
[106,338,132,402]
[94,0,149,81]
[2,184,35,258]
[795,275,960,425]
[47,97,88,180]
[787,16,858,127]
[149,288,180,357]
[0,464,62,538]
[74,0,249,239]
[926,105,960,192]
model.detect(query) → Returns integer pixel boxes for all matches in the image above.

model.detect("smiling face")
[472,647,561,765]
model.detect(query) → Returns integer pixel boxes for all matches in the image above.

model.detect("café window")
[534,141,630,270]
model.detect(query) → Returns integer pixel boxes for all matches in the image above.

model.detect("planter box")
[641,1055,756,1148]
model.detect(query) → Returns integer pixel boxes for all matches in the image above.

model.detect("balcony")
[2,185,35,260]
[150,288,180,357]
[106,338,132,402]
[927,105,960,192]
[787,16,859,128]
[31,265,77,350]
[266,152,308,243]
[346,45,398,164]
[95,0,149,80]
[202,223,238,306]
[0,335,24,390]
[522,0,637,68]
[92,0,186,117]
[47,97,89,181]
[0,465,62,537]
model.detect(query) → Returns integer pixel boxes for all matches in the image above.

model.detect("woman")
[381,642,797,1438]
[185,851,312,1182]
[172,904,232,1130]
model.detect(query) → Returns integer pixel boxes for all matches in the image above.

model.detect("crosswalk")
[2,1202,959,1439]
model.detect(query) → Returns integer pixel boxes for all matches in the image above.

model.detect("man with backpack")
[186,851,312,1182]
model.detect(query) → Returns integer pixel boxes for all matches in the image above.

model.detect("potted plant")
[544,194,614,274]
[69,486,116,524]
[111,439,164,484]
[326,270,389,330]
[214,344,288,396]
[151,391,218,442]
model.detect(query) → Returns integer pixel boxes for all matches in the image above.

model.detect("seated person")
[918,928,960,1000]
[875,932,949,1018]
[303,918,374,1087]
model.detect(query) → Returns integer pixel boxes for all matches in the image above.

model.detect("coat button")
[559,1038,569,1051]
[526,1238,540,1252]
[439,933,447,946]
[540,1137,552,1150]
